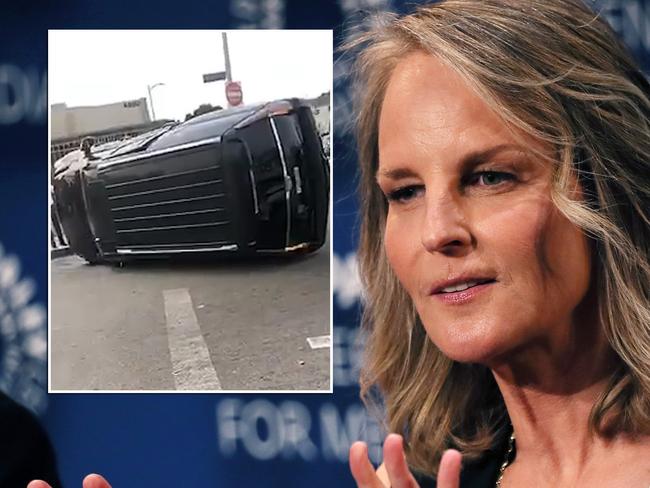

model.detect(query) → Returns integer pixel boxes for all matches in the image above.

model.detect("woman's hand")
[350,433,461,488]
[27,474,111,488]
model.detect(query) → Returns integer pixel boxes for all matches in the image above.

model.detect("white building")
[50,98,171,165]
[51,98,151,141]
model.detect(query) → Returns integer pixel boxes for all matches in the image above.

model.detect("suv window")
[148,107,260,151]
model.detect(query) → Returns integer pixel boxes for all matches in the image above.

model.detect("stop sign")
[226,81,243,106]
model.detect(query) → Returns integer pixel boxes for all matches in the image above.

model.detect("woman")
[347,1,650,486]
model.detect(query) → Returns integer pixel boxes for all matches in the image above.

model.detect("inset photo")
[48,30,331,392]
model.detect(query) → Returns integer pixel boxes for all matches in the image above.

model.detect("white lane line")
[307,335,331,350]
[163,288,221,390]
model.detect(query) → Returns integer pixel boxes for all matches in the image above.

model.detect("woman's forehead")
[377,52,547,172]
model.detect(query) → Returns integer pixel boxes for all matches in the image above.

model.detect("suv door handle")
[292,166,303,194]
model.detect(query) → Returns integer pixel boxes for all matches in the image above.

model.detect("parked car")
[52,98,329,264]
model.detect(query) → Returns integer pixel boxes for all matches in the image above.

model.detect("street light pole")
[147,82,165,121]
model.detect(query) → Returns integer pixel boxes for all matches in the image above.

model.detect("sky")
[48,30,332,122]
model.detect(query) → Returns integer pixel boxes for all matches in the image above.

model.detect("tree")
[184,103,223,121]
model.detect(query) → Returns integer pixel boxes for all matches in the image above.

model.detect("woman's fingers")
[26,482,51,488]
[349,441,386,488]
[351,437,459,488]
[26,474,111,488]
[82,474,112,488]
[437,449,462,488]
[382,434,420,488]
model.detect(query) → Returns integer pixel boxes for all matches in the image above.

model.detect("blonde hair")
[351,0,650,476]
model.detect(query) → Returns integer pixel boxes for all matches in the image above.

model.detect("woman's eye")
[386,185,422,203]
[469,171,515,187]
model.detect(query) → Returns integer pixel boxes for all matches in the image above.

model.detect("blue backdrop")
[1,0,649,486]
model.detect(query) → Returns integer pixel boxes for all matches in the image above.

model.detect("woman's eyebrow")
[376,166,419,181]
[460,144,527,169]
[376,143,527,180]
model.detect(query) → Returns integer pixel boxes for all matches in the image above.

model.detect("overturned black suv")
[53,99,329,264]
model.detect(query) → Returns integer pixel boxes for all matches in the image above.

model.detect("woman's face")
[377,52,592,365]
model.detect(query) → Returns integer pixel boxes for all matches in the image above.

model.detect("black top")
[413,435,514,488]
[0,393,61,488]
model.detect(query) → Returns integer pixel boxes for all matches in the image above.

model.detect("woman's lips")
[431,280,496,304]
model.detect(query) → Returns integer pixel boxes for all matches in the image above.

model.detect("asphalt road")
[50,241,330,391]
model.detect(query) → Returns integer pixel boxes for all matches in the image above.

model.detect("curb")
[51,246,72,259]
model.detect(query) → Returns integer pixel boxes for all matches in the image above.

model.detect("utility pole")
[222,32,232,82]
[203,33,241,107]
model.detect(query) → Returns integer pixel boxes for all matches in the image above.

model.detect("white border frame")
[47,29,334,395]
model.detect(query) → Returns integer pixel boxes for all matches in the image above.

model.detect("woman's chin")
[427,325,514,365]
[439,345,503,364]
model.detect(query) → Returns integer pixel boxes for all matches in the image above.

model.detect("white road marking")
[163,288,221,390]
[307,335,331,350]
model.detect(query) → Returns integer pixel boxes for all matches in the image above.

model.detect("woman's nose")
[420,193,473,256]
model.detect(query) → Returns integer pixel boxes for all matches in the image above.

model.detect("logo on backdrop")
[229,0,286,28]
[216,398,383,464]
[592,0,650,56]
[0,65,46,125]
[333,252,363,309]
[0,243,47,414]
[334,0,393,137]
